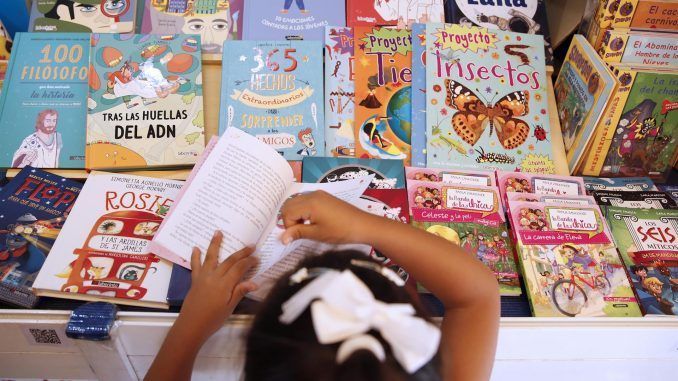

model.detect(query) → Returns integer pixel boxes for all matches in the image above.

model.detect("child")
[145,191,500,381]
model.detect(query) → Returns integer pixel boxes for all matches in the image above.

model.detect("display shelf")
[5,65,570,180]
[0,309,676,381]
[547,0,587,48]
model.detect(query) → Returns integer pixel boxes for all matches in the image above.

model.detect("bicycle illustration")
[551,265,612,317]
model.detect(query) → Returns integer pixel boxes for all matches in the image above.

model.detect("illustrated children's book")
[0,33,90,169]
[150,128,372,290]
[242,0,346,41]
[411,23,427,168]
[610,0,678,31]
[407,180,521,296]
[405,166,496,187]
[506,192,597,207]
[32,172,182,309]
[347,0,444,27]
[302,157,406,189]
[29,0,137,33]
[597,70,678,182]
[425,24,553,173]
[658,185,678,204]
[353,26,412,164]
[606,207,678,316]
[496,171,587,206]
[444,0,554,64]
[219,40,324,161]
[0,167,82,308]
[554,35,617,173]
[583,176,658,192]
[141,0,244,62]
[593,191,677,210]
[510,201,642,317]
[86,34,205,170]
[598,30,678,67]
[324,27,356,157]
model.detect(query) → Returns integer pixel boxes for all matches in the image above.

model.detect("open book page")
[151,128,295,268]
[250,176,373,283]
[248,177,374,299]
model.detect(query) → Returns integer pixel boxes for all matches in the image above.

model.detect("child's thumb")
[281,224,316,245]
[232,281,258,302]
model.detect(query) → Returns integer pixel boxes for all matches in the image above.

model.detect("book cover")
[302,157,405,189]
[166,263,190,306]
[242,0,345,41]
[598,30,678,67]
[407,180,521,296]
[29,0,137,33]
[611,0,678,31]
[506,192,597,207]
[497,171,586,206]
[405,166,496,187]
[324,26,356,157]
[0,19,11,61]
[511,201,642,317]
[598,71,678,182]
[411,23,427,167]
[0,33,90,169]
[32,172,182,309]
[444,0,554,64]
[583,176,658,192]
[425,24,553,173]
[353,26,412,164]
[356,188,417,291]
[606,207,678,315]
[218,40,324,160]
[0,167,82,307]
[141,0,244,62]
[658,185,678,203]
[593,190,677,210]
[554,35,617,173]
[347,0,444,27]
[86,34,205,170]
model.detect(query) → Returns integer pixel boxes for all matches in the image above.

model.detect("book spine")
[612,0,678,31]
[597,30,629,63]
[581,68,636,176]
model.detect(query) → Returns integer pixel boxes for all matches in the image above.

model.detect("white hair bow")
[280,270,441,374]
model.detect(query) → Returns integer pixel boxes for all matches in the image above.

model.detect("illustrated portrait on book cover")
[37,0,133,33]
[12,109,63,168]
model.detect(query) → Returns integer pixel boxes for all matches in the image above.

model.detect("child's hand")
[176,231,258,343]
[279,190,376,245]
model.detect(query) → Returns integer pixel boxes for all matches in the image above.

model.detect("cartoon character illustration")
[179,0,237,54]
[38,0,133,33]
[359,115,406,159]
[12,110,62,168]
[104,58,188,107]
[1,213,66,274]
[559,244,595,275]
[296,128,317,156]
[460,229,478,256]
[281,0,307,13]
[425,225,460,245]
[643,277,675,315]
[373,0,443,27]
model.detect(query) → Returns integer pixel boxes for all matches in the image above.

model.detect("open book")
[150,128,372,298]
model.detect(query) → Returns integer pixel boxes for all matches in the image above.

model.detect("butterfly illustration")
[444,79,530,150]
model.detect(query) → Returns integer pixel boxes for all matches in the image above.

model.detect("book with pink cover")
[496,171,586,206]
[406,179,520,295]
[150,128,372,299]
[405,166,496,187]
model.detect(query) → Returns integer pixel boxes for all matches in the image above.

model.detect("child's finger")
[217,246,255,276]
[204,231,223,269]
[190,247,202,277]
[228,281,258,307]
[222,256,259,293]
[280,202,313,229]
[280,224,318,245]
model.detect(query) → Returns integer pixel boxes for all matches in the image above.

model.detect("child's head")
[244,251,440,381]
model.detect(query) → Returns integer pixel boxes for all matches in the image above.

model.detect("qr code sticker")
[27,328,62,345]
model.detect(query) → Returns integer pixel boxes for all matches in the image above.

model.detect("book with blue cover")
[0,167,82,307]
[0,33,90,169]
[302,157,405,189]
[583,176,658,193]
[411,23,427,168]
[324,26,355,157]
[219,40,324,160]
[242,0,345,41]
[425,23,553,173]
